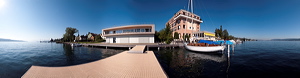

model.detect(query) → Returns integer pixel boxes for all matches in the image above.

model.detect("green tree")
[154,31,161,42]
[174,32,179,39]
[159,29,166,41]
[223,29,229,39]
[215,25,234,39]
[94,34,104,42]
[63,27,78,42]
[158,23,173,44]
[215,25,223,38]
[228,35,235,40]
[182,34,190,42]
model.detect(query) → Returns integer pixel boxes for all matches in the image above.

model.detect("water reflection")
[63,44,75,65]
[63,44,74,56]
[60,44,125,66]
[186,52,227,63]
[155,48,229,78]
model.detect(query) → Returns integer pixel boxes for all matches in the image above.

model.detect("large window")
[136,29,140,32]
[176,20,181,24]
[145,29,150,32]
[141,29,145,32]
[106,28,152,34]
[116,30,123,33]
[105,31,109,34]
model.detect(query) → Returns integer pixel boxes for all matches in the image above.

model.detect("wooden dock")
[81,43,184,50]
[22,45,167,78]
[128,45,146,53]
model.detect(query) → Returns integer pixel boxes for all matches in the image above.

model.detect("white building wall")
[116,37,120,43]
[105,35,154,43]
[149,36,154,43]
[110,37,113,43]
[106,37,110,43]
[119,37,129,43]
[139,37,149,43]
[129,37,139,43]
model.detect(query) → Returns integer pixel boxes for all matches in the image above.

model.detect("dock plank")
[22,50,167,78]
[128,45,146,53]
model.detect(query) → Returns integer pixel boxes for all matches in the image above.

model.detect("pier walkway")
[22,46,167,78]
[81,43,184,50]
[128,45,146,53]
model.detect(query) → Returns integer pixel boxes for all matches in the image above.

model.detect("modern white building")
[102,24,155,43]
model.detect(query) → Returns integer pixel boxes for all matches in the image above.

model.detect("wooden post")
[147,46,149,51]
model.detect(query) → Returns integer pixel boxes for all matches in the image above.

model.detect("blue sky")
[0,0,300,41]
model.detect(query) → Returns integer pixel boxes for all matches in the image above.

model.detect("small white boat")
[184,43,225,52]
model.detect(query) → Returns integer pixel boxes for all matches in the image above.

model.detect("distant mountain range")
[271,38,300,41]
[0,38,24,42]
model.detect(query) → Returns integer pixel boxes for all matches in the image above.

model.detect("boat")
[214,40,236,45]
[184,40,226,52]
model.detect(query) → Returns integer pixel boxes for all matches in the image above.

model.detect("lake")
[0,41,300,78]
[154,41,300,78]
[0,42,125,78]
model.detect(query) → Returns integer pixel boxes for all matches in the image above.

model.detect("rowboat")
[185,43,225,52]
[184,40,225,52]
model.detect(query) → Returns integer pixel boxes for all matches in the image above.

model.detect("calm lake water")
[0,42,125,78]
[154,41,300,78]
[0,41,300,78]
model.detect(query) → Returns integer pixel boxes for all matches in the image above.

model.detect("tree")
[215,25,232,39]
[158,23,173,44]
[154,31,161,42]
[182,34,190,42]
[174,32,179,39]
[215,25,223,38]
[50,38,53,42]
[94,35,104,42]
[228,35,235,40]
[223,29,229,39]
[63,27,78,42]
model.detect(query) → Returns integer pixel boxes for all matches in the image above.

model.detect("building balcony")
[174,14,203,23]
[102,24,155,37]
[103,32,155,37]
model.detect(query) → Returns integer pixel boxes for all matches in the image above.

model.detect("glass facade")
[104,28,152,34]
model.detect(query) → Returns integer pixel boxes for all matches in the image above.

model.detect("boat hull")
[185,45,225,52]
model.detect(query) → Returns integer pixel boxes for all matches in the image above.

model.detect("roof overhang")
[102,24,155,31]
[174,14,203,23]
[103,32,155,37]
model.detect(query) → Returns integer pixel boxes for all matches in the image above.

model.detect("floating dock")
[81,43,184,50]
[22,45,167,78]
[128,45,146,53]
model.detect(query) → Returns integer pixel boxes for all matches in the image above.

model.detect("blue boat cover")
[213,40,234,45]
[198,40,219,44]
[225,40,234,45]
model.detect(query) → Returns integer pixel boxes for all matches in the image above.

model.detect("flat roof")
[102,24,155,31]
